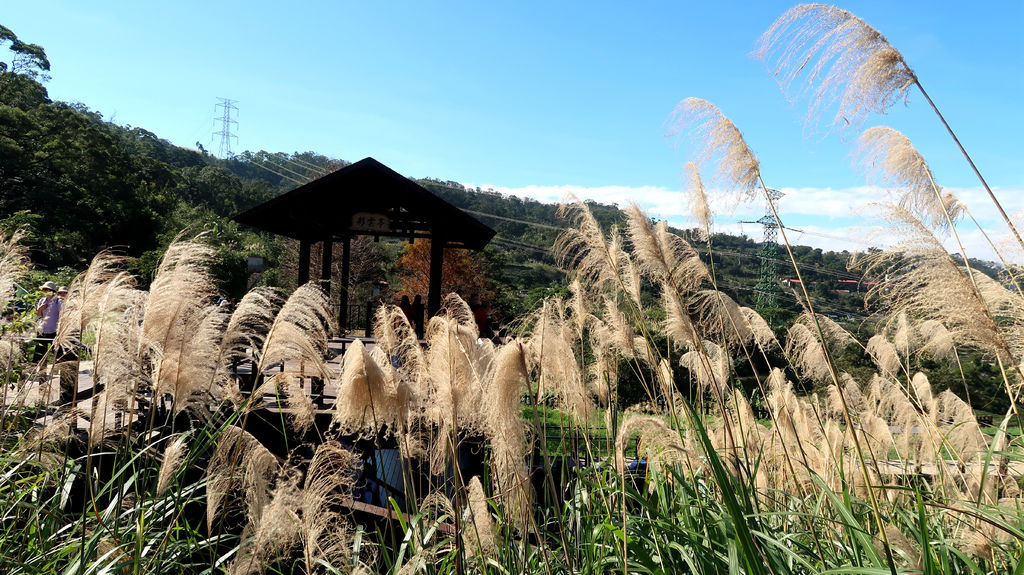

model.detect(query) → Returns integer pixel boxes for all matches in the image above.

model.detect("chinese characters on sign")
[350,213,391,233]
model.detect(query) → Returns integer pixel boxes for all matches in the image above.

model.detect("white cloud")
[475,182,1024,264]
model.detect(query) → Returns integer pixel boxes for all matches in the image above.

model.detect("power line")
[213,97,238,158]
[464,209,565,231]
[286,155,332,175]
[492,236,555,256]
[250,161,305,186]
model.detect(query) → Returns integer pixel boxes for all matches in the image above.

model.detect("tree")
[394,239,494,302]
[0,24,49,79]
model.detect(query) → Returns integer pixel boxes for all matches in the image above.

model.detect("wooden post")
[298,239,311,285]
[428,237,444,317]
[338,236,351,332]
[320,238,333,292]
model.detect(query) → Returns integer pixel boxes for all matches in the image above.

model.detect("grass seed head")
[755,4,917,132]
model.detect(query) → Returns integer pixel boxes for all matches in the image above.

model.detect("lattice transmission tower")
[753,187,785,312]
[213,97,238,158]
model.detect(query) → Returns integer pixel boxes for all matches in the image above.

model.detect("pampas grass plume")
[157,436,188,495]
[755,4,917,131]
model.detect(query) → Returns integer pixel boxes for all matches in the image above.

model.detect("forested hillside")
[0,22,919,323]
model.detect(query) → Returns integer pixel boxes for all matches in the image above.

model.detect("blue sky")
[5,1,1023,256]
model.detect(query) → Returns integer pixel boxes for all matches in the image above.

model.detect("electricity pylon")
[751,188,785,312]
[214,97,238,158]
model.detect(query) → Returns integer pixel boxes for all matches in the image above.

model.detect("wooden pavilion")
[234,157,495,330]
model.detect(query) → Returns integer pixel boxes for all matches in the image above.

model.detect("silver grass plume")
[766,369,822,468]
[230,470,303,575]
[661,282,700,352]
[872,375,926,462]
[421,295,493,472]
[424,294,492,433]
[142,240,218,408]
[621,255,645,311]
[865,334,901,379]
[63,259,145,439]
[665,97,761,208]
[462,476,497,561]
[279,373,315,435]
[483,341,531,529]
[207,426,281,533]
[825,373,866,422]
[856,126,963,231]
[372,303,427,405]
[370,305,427,448]
[166,305,231,415]
[56,255,141,414]
[690,290,751,350]
[684,162,713,238]
[614,413,695,478]
[157,436,188,495]
[588,294,634,406]
[719,389,770,460]
[54,252,129,353]
[679,340,731,397]
[0,227,29,313]
[917,319,956,362]
[565,279,592,336]
[301,441,357,572]
[935,389,987,463]
[0,339,22,368]
[525,300,592,423]
[257,282,331,379]
[211,287,282,406]
[555,200,627,295]
[333,338,398,436]
[785,313,854,382]
[865,205,1023,366]
[739,307,778,352]
[754,4,917,131]
[625,203,708,293]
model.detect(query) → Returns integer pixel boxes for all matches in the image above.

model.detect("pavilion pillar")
[338,236,351,332]
[320,238,333,292]
[428,237,445,317]
[298,239,311,285]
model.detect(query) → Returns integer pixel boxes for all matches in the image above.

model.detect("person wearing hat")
[33,281,62,362]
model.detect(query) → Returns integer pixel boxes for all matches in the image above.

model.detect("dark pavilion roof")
[234,157,495,250]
